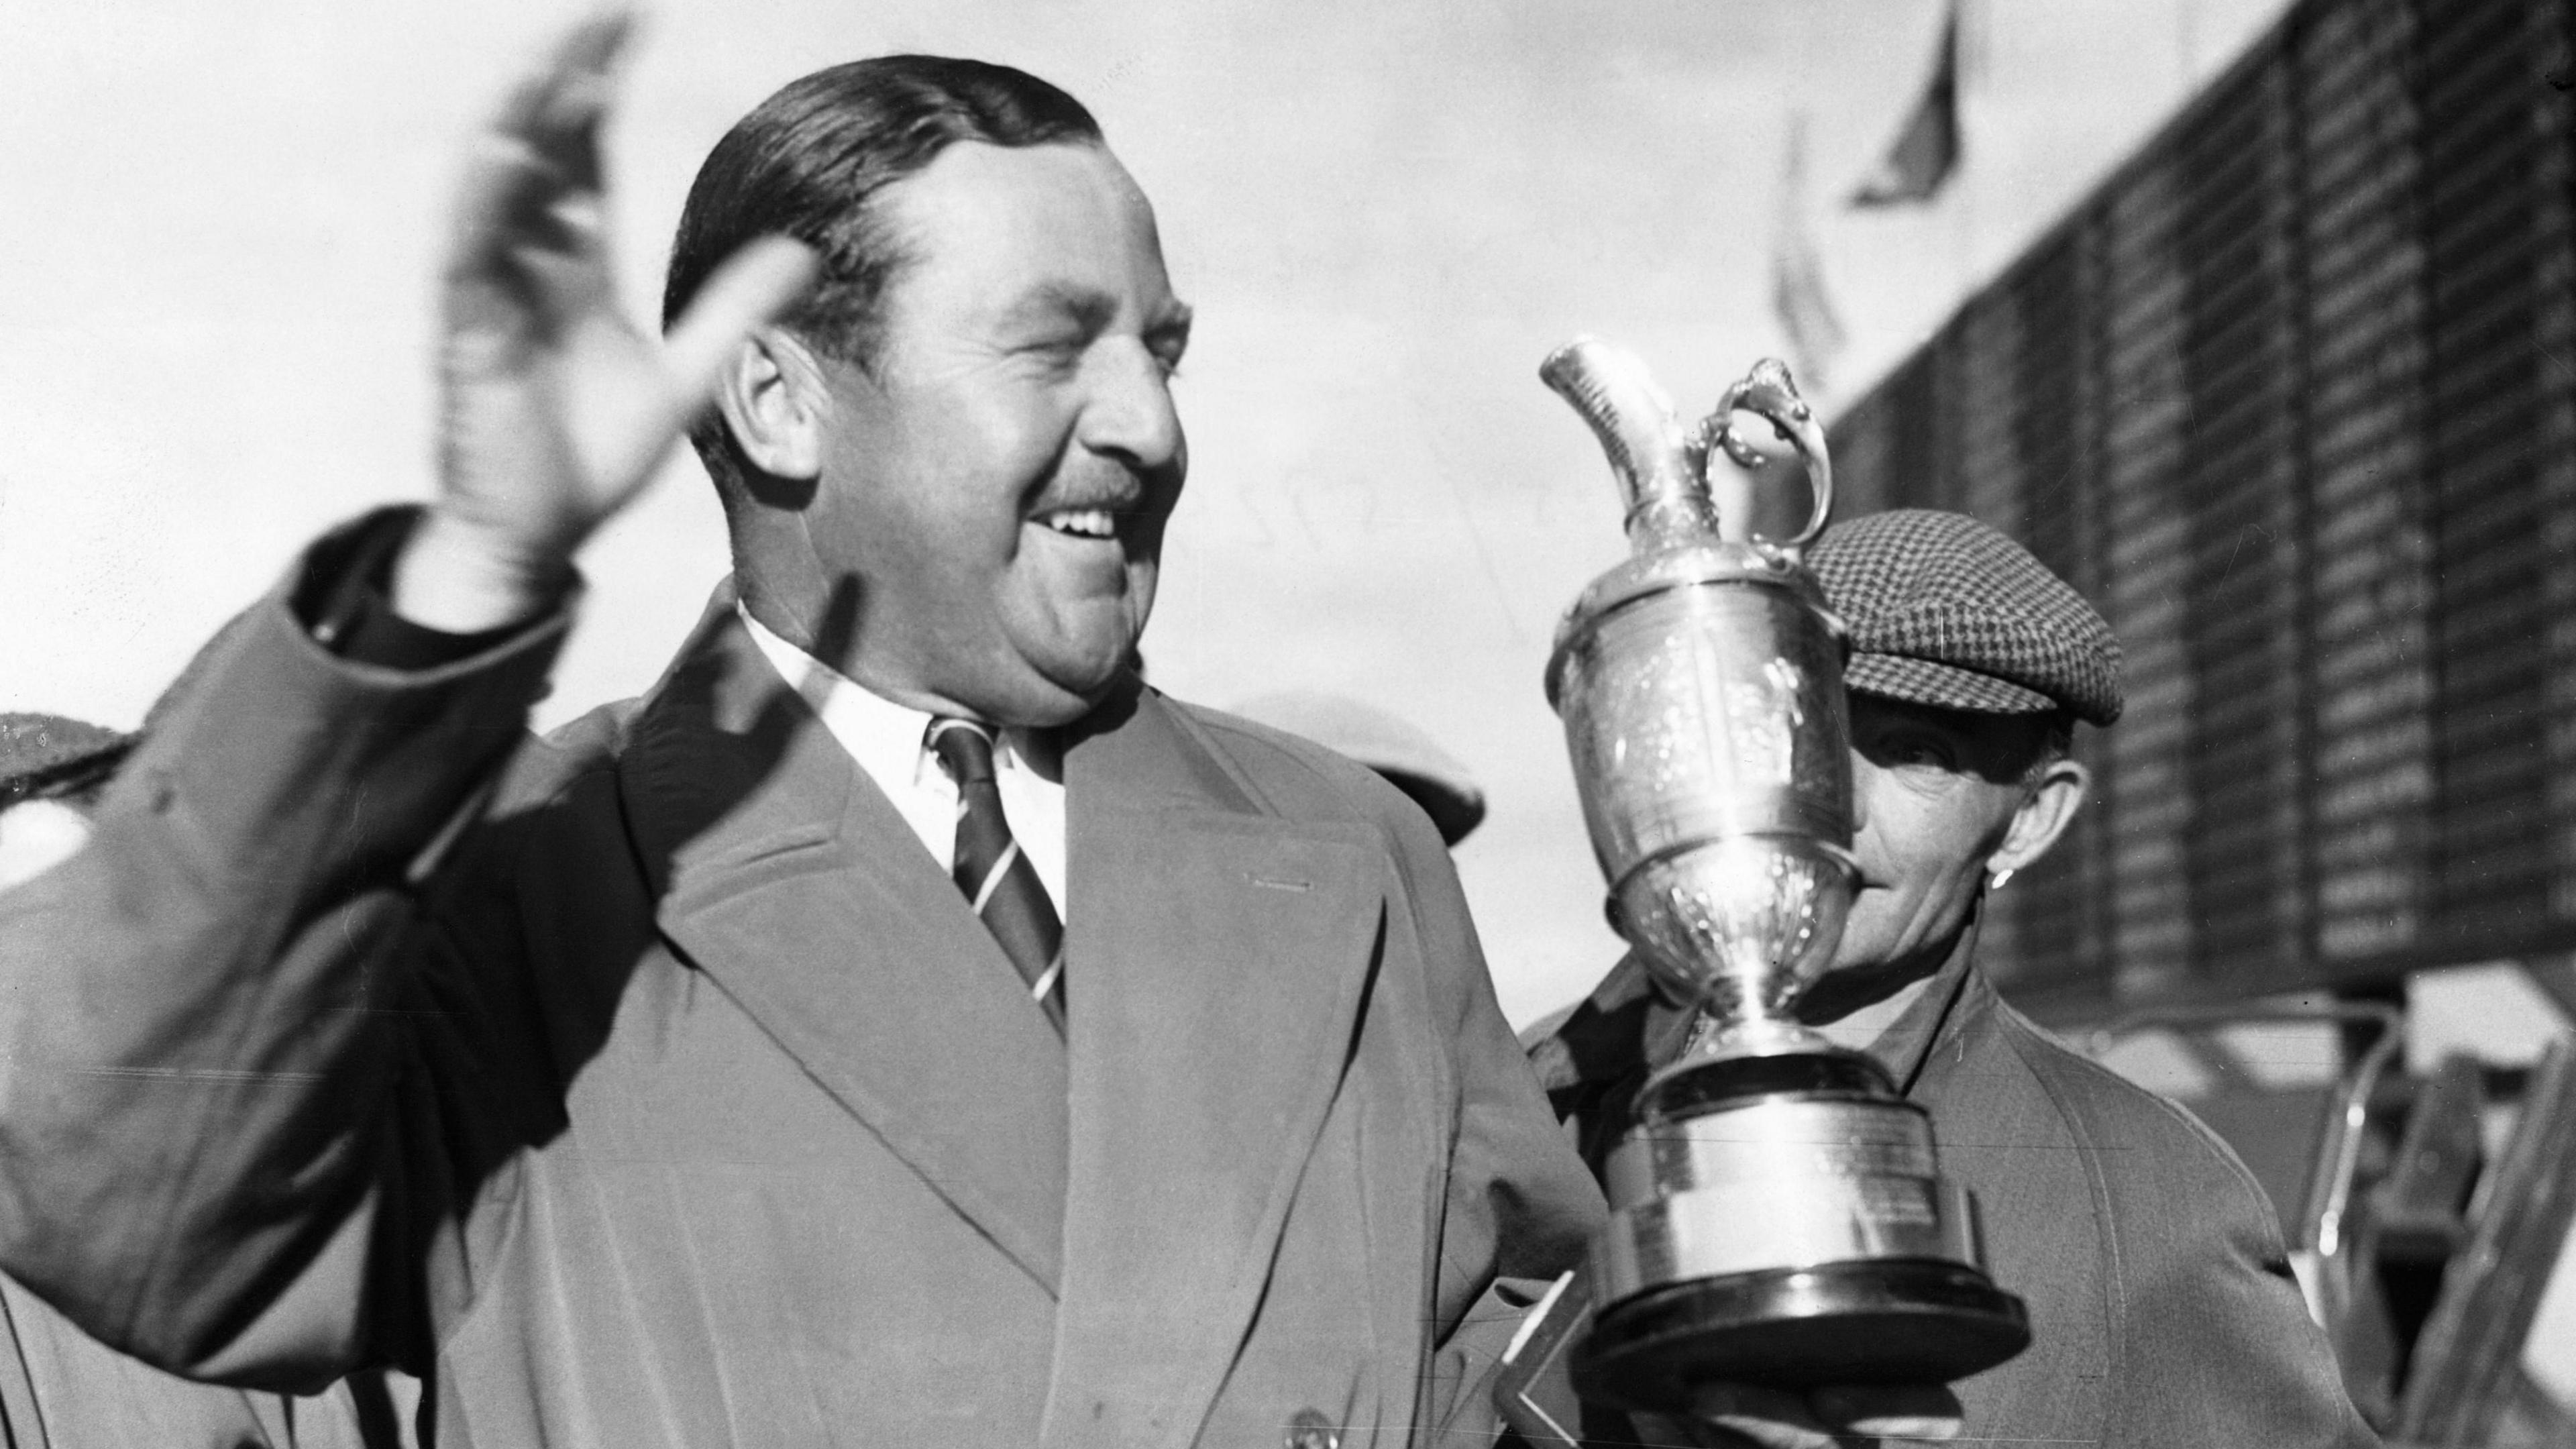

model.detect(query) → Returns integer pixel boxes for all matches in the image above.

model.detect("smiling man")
[1527,510,2374,1448]
[0,23,1597,1449]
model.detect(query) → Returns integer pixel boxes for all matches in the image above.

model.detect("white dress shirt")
[740,606,1067,914]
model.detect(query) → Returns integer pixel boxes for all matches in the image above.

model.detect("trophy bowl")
[1539,341,2029,1415]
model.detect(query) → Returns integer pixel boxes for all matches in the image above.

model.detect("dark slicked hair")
[663,56,1104,502]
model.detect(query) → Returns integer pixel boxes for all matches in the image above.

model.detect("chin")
[1055,656,1134,706]
[991,653,1124,727]
[1039,616,1145,691]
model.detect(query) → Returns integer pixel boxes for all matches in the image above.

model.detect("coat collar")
[1870,915,1986,1098]
[619,590,1072,1291]
[620,591,1392,1449]
[1896,922,2008,1112]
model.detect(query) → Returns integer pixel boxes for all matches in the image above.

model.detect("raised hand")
[397,9,817,632]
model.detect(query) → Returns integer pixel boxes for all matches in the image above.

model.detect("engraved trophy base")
[1568,1031,2030,1413]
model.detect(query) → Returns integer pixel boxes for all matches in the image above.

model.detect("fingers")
[1682,1381,1965,1448]
[490,8,633,192]
[578,234,818,495]
[660,237,824,407]
[445,9,635,292]
[1686,1384,1839,1448]
[1623,1411,1742,1447]
[1811,1383,1964,1442]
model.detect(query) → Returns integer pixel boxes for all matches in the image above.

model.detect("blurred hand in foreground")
[400,9,818,631]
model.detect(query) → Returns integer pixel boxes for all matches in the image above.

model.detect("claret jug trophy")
[1517,340,2029,1424]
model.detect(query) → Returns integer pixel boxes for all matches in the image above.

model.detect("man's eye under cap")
[1808,508,2123,728]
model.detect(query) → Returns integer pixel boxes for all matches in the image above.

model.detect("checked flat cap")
[1809,509,2123,727]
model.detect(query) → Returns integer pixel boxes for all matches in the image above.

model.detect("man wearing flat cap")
[1529,510,2373,1447]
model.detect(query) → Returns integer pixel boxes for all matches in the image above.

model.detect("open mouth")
[1036,507,1120,540]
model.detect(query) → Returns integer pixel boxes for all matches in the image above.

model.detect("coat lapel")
[619,594,1069,1293]
[1040,688,1388,1449]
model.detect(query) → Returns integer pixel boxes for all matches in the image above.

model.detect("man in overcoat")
[0,20,1599,1448]
[1528,510,2377,1448]
[0,717,401,1448]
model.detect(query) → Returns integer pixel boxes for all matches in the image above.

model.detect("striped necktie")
[926,717,1066,1036]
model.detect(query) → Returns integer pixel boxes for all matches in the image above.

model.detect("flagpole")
[1953,0,1978,301]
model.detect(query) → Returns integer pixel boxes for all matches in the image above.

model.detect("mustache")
[1030,468,1160,518]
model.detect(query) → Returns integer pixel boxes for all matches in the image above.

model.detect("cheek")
[950,377,1080,479]
[1854,792,1980,900]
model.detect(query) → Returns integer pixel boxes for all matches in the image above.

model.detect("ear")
[712,325,827,482]
[1988,757,2088,878]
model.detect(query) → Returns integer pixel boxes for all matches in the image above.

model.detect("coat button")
[1285,1409,1340,1449]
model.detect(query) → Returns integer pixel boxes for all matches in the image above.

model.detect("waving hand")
[397,11,817,631]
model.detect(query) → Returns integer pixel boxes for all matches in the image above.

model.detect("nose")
[1080,339,1185,480]
[1847,748,1878,837]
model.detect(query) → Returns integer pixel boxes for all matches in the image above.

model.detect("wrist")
[391,507,576,633]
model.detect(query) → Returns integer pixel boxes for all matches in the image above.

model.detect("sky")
[0,0,2294,1025]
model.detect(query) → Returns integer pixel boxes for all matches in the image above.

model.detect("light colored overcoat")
[0,526,1602,1449]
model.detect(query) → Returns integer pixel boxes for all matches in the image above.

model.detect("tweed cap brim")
[1846,653,2059,716]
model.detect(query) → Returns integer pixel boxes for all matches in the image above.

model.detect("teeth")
[1044,509,1117,538]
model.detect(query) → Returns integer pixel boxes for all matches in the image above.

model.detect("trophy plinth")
[1539,342,2028,1417]
[1577,1030,2030,1403]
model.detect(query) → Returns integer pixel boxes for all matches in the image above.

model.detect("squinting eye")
[1871,735,1954,772]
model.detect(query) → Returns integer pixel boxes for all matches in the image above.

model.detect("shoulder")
[1992,1004,2287,1238]
[1158,694,1491,1004]
[1163,696,1443,847]
[480,697,646,810]
[1980,1016,2369,1442]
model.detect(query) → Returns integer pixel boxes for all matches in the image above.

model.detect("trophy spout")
[1540,338,1722,554]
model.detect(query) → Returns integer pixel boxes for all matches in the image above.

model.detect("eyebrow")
[1001,282,1118,333]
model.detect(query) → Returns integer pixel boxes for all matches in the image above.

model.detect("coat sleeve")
[1373,797,1607,1444]
[2055,1060,2381,1449]
[0,517,568,1390]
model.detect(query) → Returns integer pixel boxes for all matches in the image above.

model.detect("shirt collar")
[735,604,1061,787]
[738,605,940,792]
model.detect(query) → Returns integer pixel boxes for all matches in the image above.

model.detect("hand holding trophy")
[1503,341,2028,1440]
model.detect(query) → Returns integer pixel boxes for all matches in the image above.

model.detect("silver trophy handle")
[1703,358,1834,553]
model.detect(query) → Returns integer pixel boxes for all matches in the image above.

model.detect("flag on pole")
[1772,114,1847,397]
[1850,3,1962,207]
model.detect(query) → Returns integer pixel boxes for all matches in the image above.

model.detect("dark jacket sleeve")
[2042,1042,2381,1448]
[0,517,568,1389]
